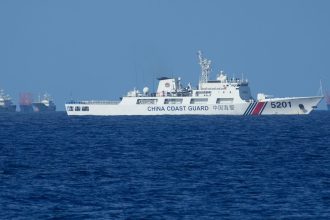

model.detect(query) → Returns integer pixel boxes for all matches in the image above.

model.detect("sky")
[0,0,329,110]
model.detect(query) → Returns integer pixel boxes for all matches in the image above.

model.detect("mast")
[326,91,330,105]
[319,80,324,96]
[198,51,211,87]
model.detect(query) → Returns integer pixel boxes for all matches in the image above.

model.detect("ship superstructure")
[32,93,56,112]
[65,51,323,116]
[0,89,16,112]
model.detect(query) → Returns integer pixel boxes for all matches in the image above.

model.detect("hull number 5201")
[270,101,292,108]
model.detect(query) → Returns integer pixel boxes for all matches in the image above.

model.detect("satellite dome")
[143,87,149,94]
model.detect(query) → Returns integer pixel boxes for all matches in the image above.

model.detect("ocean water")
[1,111,330,219]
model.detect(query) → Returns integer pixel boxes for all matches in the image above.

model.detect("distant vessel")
[32,93,56,112]
[65,51,323,116]
[0,89,16,112]
[19,92,33,113]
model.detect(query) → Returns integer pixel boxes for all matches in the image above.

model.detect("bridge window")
[137,99,158,105]
[75,106,81,111]
[82,106,89,111]
[196,91,211,96]
[190,98,208,104]
[164,98,183,104]
[216,98,234,104]
[67,106,74,111]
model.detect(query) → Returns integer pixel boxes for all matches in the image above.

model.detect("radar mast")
[198,50,211,85]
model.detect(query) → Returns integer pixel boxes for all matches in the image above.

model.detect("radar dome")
[143,87,149,94]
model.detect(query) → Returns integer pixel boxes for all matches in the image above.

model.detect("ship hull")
[32,103,56,112]
[0,105,16,112]
[65,96,322,116]
[20,105,33,113]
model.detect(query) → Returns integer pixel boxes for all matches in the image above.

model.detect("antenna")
[134,61,138,89]
[152,72,155,93]
[198,50,211,84]
[320,80,324,96]
[69,91,73,101]
[318,80,324,96]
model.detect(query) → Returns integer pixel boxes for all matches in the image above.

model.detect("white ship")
[32,93,56,112]
[65,51,323,116]
[0,89,16,112]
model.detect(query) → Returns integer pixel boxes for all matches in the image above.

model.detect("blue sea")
[1,111,330,219]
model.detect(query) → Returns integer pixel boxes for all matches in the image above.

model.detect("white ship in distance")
[0,89,16,112]
[32,93,56,112]
[65,51,323,116]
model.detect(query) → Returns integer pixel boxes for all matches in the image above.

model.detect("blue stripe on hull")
[243,103,253,115]
[246,102,257,115]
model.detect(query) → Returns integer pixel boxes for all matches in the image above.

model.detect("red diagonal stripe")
[251,102,265,115]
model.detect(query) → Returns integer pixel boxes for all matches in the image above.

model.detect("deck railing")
[66,100,120,105]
